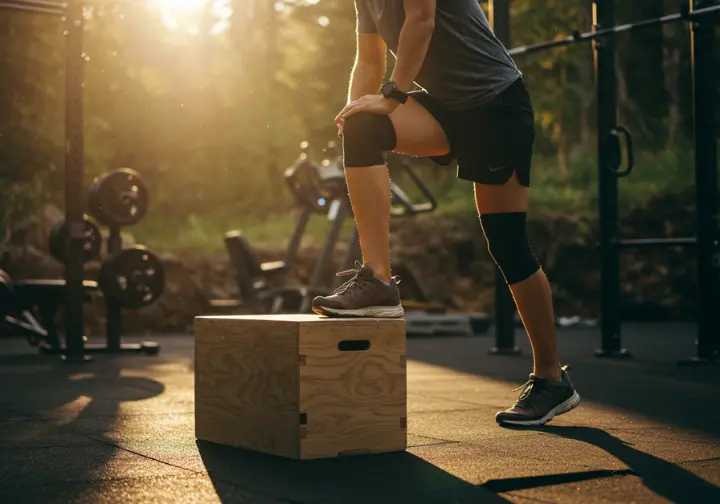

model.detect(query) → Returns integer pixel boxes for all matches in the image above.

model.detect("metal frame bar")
[62,0,88,362]
[616,238,696,248]
[685,0,719,364]
[282,207,312,275]
[105,226,123,352]
[509,4,720,56]
[593,0,628,359]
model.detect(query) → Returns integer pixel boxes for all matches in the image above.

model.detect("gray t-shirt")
[355,0,521,109]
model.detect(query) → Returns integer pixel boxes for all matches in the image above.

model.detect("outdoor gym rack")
[490,0,718,364]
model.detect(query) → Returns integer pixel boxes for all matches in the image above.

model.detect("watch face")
[382,81,395,97]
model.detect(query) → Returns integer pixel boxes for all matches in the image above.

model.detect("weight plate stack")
[88,168,149,228]
[99,246,165,309]
[48,215,102,265]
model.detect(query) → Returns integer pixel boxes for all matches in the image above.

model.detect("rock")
[7,216,43,249]
[0,243,64,279]
[6,203,64,253]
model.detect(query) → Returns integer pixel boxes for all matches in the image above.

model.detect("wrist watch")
[381,81,409,104]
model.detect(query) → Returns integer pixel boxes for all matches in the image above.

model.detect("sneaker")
[311,262,404,318]
[496,365,580,426]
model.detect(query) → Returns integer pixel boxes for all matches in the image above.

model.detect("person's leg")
[475,176,580,426]
[344,166,392,282]
[474,175,561,382]
[311,98,450,317]
[345,100,450,282]
[466,79,580,426]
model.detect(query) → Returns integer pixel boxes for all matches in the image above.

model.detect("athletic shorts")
[409,77,536,187]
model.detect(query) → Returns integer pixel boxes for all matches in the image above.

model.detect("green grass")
[129,145,698,254]
[132,205,358,254]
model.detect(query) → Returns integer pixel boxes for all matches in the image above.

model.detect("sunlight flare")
[147,0,233,36]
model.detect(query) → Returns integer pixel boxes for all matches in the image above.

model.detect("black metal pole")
[299,199,349,313]
[106,227,123,352]
[63,0,89,362]
[488,0,520,356]
[283,208,311,273]
[681,0,719,364]
[489,0,511,44]
[594,0,629,358]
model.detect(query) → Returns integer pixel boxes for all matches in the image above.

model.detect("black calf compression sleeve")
[342,112,397,167]
[479,212,541,285]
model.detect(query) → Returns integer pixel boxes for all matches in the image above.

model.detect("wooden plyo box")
[194,314,407,460]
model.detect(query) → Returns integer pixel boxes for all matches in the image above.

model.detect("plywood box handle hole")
[337,340,371,352]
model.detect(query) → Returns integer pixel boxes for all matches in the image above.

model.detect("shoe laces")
[332,261,369,295]
[513,376,541,402]
[332,261,401,295]
[512,365,571,403]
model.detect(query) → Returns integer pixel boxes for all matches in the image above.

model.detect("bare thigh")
[390,98,529,215]
[474,176,529,215]
[389,97,451,157]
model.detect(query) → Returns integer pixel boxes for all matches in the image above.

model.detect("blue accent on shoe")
[374,276,391,286]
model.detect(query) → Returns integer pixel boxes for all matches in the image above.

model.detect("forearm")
[390,19,435,92]
[349,61,386,102]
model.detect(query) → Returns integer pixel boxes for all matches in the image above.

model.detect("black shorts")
[409,77,536,187]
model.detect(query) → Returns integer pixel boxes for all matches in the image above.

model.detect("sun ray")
[147,0,234,35]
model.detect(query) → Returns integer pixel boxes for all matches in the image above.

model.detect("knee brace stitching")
[342,112,397,167]
[479,212,540,285]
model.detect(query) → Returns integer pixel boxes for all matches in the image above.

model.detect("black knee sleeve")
[342,112,397,167]
[479,212,540,285]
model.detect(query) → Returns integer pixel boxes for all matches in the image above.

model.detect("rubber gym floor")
[1,323,718,504]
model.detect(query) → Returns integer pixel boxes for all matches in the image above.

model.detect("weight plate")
[88,168,149,227]
[99,246,165,309]
[48,216,102,265]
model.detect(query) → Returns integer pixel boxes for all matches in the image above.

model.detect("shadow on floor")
[198,440,511,504]
[0,349,164,501]
[485,425,720,504]
[407,325,720,438]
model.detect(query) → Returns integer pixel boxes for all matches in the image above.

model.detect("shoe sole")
[312,304,405,318]
[498,390,581,427]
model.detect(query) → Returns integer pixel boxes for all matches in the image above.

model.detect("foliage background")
[0,0,715,252]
